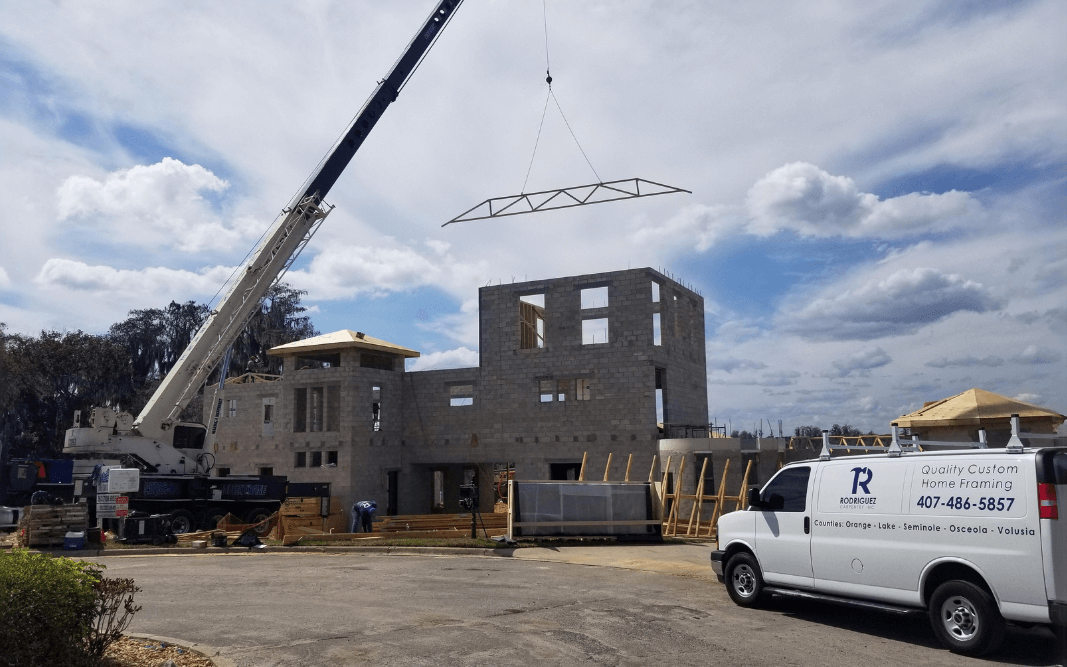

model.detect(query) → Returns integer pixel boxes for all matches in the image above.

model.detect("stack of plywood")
[17,504,89,547]
[274,497,345,539]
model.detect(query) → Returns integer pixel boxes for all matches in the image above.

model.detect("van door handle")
[804,516,810,534]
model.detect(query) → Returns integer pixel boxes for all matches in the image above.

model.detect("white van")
[711,429,1065,656]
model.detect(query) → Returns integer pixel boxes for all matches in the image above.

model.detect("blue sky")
[0,1,1064,433]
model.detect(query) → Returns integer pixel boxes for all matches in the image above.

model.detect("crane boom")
[131,0,463,443]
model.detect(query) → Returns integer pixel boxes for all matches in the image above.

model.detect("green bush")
[0,549,102,667]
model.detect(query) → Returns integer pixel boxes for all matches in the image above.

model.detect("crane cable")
[520,0,601,195]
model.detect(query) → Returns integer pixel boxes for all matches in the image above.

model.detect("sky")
[0,1,1064,434]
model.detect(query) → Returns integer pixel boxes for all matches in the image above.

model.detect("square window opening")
[295,452,306,468]
[360,353,394,371]
[539,380,554,403]
[449,384,474,407]
[580,286,608,309]
[296,352,340,369]
[259,467,274,477]
[311,451,323,467]
[327,451,338,466]
[217,467,230,477]
[582,318,609,345]
[557,379,570,402]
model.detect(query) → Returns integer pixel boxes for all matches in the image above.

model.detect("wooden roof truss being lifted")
[443,177,691,226]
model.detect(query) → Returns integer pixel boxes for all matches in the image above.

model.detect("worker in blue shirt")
[351,500,377,532]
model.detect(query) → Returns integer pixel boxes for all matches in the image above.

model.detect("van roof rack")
[817,415,1055,460]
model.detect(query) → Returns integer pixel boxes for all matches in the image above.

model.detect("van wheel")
[929,581,1004,656]
[725,553,765,607]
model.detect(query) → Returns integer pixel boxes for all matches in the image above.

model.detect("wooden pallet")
[17,505,89,547]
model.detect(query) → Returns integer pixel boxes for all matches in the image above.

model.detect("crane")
[63,0,464,476]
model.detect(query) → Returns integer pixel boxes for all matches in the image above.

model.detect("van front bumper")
[710,550,725,580]
[1050,601,1067,627]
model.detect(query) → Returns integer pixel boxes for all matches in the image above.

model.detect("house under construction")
[210,267,708,516]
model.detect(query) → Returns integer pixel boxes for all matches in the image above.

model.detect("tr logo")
[850,467,873,494]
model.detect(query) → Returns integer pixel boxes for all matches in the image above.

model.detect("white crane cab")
[711,426,1066,657]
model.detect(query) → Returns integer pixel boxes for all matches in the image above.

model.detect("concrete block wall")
[215,267,710,518]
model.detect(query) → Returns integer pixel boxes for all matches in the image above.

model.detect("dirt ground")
[101,637,214,667]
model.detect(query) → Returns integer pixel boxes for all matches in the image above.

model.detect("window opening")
[296,353,340,369]
[293,389,307,432]
[580,286,608,309]
[372,385,382,431]
[653,313,662,346]
[655,367,667,425]
[217,467,230,477]
[310,387,324,432]
[549,462,582,480]
[539,380,554,403]
[327,451,338,466]
[519,294,546,349]
[759,466,810,512]
[651,281,661,302]
[449,384,473,407]
[262,397,275,437]
[326,385,340,431]
[432,470,445,510]
[228,399,237,418]
[576,378,592,401]
[556,379,569,402]
[582,318,608,345]
[311,451,323,467]
[360,353,394,371]
[259,467,273,477]
[295,452,306,468]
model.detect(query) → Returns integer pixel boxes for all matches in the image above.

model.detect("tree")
[794,425,823,438]
[829,423,862,437]
[1,283,317,457]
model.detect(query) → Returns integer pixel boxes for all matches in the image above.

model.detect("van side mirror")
[747,487,762,509]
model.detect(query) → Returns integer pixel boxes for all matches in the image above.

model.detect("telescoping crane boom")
[64,0,464,474]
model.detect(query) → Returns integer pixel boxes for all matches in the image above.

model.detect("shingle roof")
[893,387,1065,428]
[268,330,420,358]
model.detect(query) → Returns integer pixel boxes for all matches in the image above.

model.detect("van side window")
[760,466,810,512]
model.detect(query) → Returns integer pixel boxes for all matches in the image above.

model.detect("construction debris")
[17,504,88,547]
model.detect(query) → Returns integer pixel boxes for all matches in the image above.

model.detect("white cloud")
[0,266,10,289]
[35,258,233,299]
[405,347,479,372]
[745,162,981,238]
[416,298,480,348]
[630,163,982,250]
[1013,393,1043,405]
[287,243,486,301]
[823,346,892,378]
[56,158,250,252]
[783,267,1003,341]
[707,357,768,374]
[925,355,1004,368]
[1012,344,1062,365]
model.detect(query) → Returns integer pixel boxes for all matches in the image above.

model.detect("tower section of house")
[210,331,419,517]
[399,268,708,514]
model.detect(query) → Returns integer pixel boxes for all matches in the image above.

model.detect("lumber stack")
[273,497,345,540]
[376,513,507,536]
[17,504,89,547]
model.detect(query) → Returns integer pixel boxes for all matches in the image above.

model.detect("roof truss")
[443,177,690,226]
